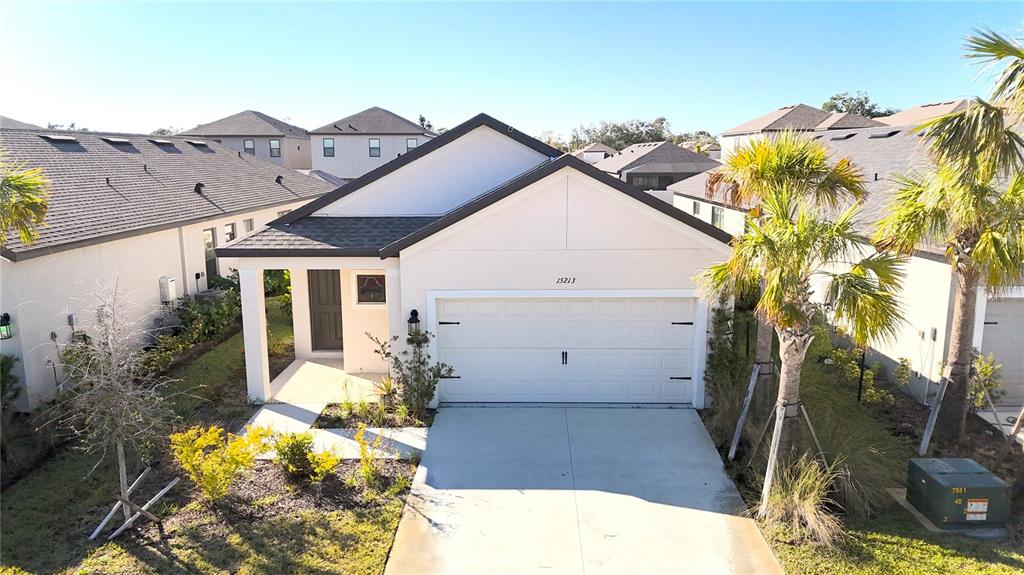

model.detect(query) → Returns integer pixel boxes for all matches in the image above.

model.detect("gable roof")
[180,110,308,138]
[310,107,433,136]
[814,111,883,131]
[876,99,971,126]
[220,154,732,259]
[0,129,332,261]
[593,141,720,174]
[275,113,564,226]
[0,115,44,130]
[722,104,832,136]
[572,142,618,156]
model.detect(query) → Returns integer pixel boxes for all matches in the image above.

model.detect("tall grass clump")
[761,453,845,547]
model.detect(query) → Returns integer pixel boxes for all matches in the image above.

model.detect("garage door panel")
[982,299,1024,406]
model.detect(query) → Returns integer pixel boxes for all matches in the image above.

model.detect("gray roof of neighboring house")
[876,99,971,126]
[0,115,44,130]
[668,124,942,253]
[593,141,720,175]
[307,170,353,187]
[722,104,880,136]
[0,128,333,261]
[219,216,440,256]
[815,112,883,131]
[180,110,309,138]
[572,142,618,157]
[310,107,433,136]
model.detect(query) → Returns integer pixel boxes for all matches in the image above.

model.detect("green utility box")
[907,458,1010,527]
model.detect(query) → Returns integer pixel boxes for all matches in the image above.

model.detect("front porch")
[237,257,405,403]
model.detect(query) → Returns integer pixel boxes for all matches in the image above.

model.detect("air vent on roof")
[275,175,284,184]
[830,133,856,141]
[149,138,173,145]
[40,134,77,143]
[194,182,205,194]
[185,140,208,146]
[868,130,901,139]
[101,137,131,144]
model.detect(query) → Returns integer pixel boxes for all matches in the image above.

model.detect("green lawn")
[1,297,412,575]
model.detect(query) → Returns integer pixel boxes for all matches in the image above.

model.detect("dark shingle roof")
[180,110,308,138]
[814,112,883,131]
[876,99,970,127]
[218,217,439,256]
[310,107,432,135]
[0,115,44,130]
[593,141,720,174]
[0,129,333,260]
[722,104,832,136]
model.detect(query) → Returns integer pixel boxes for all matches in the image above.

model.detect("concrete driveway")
[385,407,781,575]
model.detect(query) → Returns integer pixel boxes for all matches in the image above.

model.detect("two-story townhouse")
[309,107,436,180]
[180,110,311,170]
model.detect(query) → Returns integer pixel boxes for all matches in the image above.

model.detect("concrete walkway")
[385,407,781,575]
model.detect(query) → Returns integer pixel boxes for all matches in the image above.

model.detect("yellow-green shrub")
[274,431,314,476]
[309,449,341,483]
[355,424,383,486]
[170,425,271,501]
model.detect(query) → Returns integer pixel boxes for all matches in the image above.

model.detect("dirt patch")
[314,404,435,429]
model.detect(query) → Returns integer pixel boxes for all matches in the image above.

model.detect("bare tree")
[49,285,174,523]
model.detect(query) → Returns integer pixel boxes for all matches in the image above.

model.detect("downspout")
[177,226,189,296]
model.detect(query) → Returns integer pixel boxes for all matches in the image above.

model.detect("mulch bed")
[313,405,435,429]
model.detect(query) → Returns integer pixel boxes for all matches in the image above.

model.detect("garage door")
[436,297,697,403]
[981,298,1024,406]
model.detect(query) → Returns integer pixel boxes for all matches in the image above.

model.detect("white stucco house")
[180,110,312,170]
[219,113,733,407]
[0,128,333,410]
[309,107,436,180]
[669,123,1024,408]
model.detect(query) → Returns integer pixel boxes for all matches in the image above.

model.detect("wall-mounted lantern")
[408,309,420,335]
[0,313,12,340]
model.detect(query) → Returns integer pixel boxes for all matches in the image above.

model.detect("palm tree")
[0,149,50,248]
[874,29,1024,441]
[703,133,905,462]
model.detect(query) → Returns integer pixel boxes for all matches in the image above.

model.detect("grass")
[1,296,413,575]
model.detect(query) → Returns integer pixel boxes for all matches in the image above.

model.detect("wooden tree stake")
[728,363,762,461]
[107,477,180,540]
[919,367,952,456]
[758,404,787,519]
[90,467,151,540]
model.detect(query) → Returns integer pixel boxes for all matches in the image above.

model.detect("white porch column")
[289,268,313,358]
[239,268,271,402]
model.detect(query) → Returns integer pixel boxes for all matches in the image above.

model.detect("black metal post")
[856,349,867,402]
[745,319,752,357]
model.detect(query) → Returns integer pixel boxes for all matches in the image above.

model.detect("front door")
[202,228,217,281]
[308,270,343,351]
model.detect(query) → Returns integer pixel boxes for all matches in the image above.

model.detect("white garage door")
[436,297,698,404]
[981,298,1024,406]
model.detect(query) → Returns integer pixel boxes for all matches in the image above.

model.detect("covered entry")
[432,293,706,405]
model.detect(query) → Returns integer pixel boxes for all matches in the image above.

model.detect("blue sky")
[1,1,1021,138]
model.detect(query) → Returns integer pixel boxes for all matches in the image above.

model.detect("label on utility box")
[966,512,987,521]
[967,499,989,513]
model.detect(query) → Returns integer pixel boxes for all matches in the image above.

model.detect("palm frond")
[0,151,51,247]
[823,254,907,347]
[964,28,1024,115]
[916,98,1024,178]
[872,172,950,254]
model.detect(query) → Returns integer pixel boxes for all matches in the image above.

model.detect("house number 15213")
[555,277,576,284]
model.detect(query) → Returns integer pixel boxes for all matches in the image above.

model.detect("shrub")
[309,449,341,484]
[702,297,750,447]
[274,431,314,477]
[761,453,845,547]
[355,424,383,486]
[395,404,410,426]
[369,330,453,418]
[894,358,912,388]
[969,351,1004,412]
[170,425,271,501]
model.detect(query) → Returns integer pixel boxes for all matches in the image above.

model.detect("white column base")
[239,268,271,403]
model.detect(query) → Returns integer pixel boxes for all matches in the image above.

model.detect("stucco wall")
[672,195,746,236]
[310,133,434,179]
[0,198,314,410]
[210,136,311,170]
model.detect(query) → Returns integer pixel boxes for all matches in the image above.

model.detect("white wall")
[672,195,746,236]
[0,198,313,410]
[314,126,551,217]
[310,133,434,179]
[211,136,311,170]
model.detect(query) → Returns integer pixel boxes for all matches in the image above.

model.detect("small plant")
[170,425,271,502]
[968,351,1003,412]
[308,449,341,484]
[894,358,912,388]
[761,453,845,547]
[340,399,354,416]
[369,330,454,419]
[273,431,314,477]
[374,376,399,408]
[395,404,410,426]
[370,402,388,427]
[355,400,371,420]
[355,424,383,486]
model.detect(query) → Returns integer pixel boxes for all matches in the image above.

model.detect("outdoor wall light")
[408,309,420,335]
[0,313,12,340]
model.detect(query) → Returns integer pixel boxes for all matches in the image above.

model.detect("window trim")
[243,218,254,233]
[711,206,724,229]
[354,272,387,306]
[224,222,237,242]
[243,139,255,155]
[369,138,381,158]
[269,139,281,157]
[406,137,418,152]
[322,137,335,157]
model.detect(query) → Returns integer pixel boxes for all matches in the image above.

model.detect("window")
[369,138,381,157]
[202,228,217,280]
[243,218,254,233]
[692,201,700,215]
[630,175,659,189]
[322,138,334,157]
[243,139,255,155]
[277,209,291,217]
[269,139,281,157]
[224,223,237,242]
[711,206,724,228]
[356,274,386,303]
[406,138,418,152]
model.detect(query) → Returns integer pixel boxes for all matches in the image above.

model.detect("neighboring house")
[218,113,732,407]
[0,128,333,410]
[180,110,311,170]
[669,123,1024,407]
[679,140,722,160]
[0,115,44,130]
[309,107,436,179]
[571,142,618,164]
[593,141,720,191]
[876,99,971,126]
[719,103,881,158]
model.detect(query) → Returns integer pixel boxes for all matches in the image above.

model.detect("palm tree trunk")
[753,320,774,414]
[774,329,814,454]
[936,272,979,441]
[116,441,131,522]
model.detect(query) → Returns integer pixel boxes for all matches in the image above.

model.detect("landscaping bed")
[314,402,435,429]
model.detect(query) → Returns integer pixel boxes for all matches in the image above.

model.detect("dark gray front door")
[308,270,343,351]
